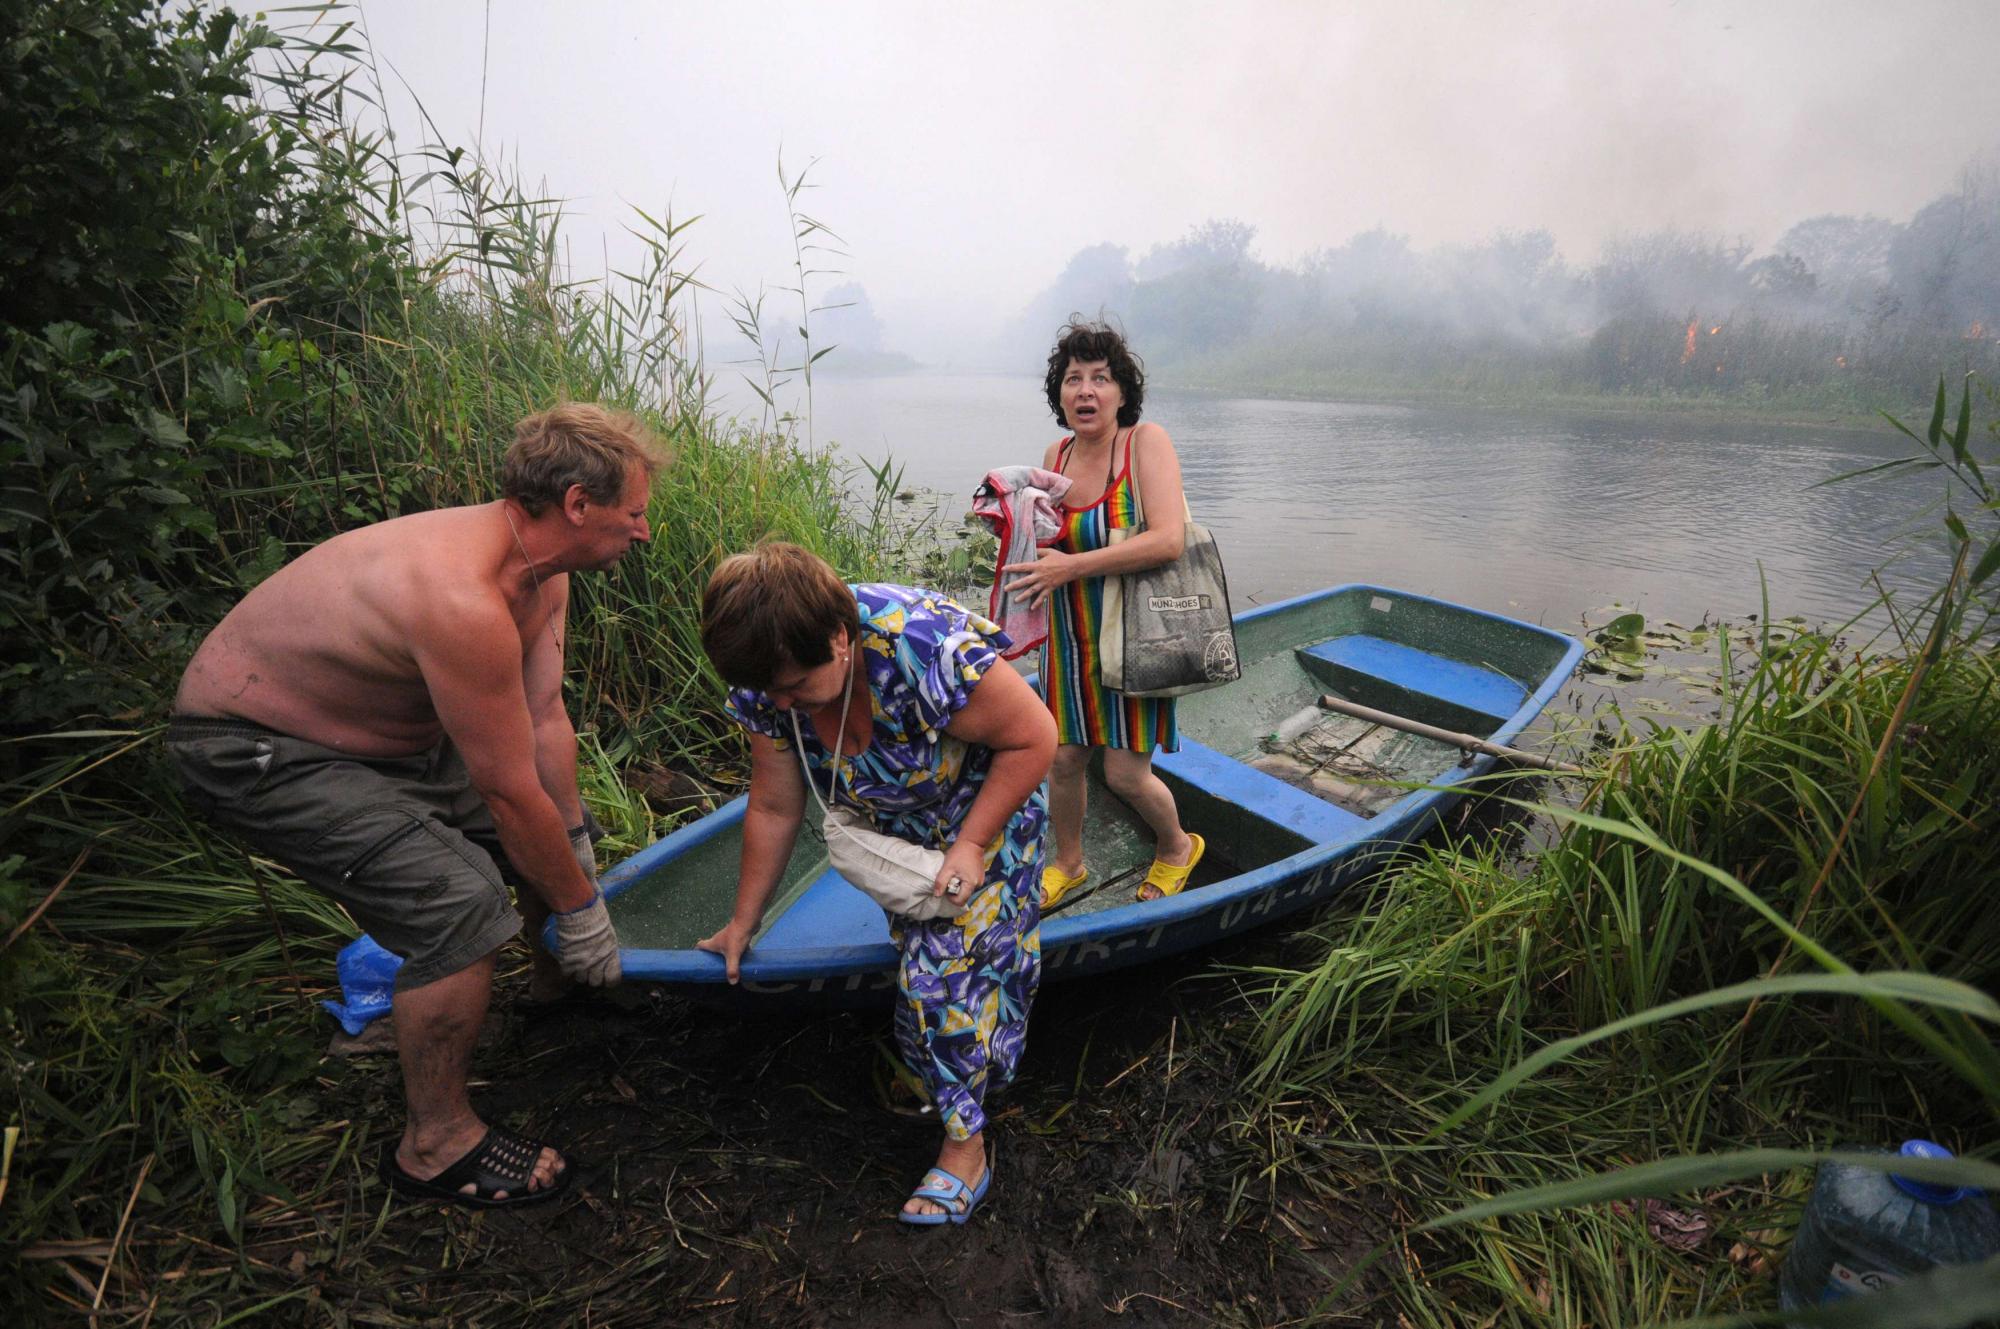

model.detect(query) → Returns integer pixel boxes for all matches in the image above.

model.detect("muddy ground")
[198,787,1567,1326]
[283,920,1406,1328]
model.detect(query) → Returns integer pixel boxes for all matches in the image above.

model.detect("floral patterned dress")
[726,584,1046,1140]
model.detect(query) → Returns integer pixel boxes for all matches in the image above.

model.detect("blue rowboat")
[571,584,1582,1005]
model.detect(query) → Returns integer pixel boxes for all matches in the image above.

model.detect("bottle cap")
[1889,1139,1972,1205]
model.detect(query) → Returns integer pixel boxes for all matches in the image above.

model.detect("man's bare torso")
[175,504,559,756]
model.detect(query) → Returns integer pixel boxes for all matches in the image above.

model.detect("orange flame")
[1835,355,1848,368]
[1970,322,1987,340]
[1681,320,1698,364]
[1709,325,1721,335]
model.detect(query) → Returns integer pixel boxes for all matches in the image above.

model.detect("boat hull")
[562,583,1584,1007]
[725,804,1418,1005]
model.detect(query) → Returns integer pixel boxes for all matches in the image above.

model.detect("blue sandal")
[898,1159,992,1226]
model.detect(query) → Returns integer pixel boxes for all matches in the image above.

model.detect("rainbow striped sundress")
[1041,430,1179,753]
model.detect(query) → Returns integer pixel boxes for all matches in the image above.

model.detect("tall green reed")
[1,4,894,1313]
[1239,487,1999,1323]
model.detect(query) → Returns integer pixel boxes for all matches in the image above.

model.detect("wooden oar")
[1315,694,1587,775]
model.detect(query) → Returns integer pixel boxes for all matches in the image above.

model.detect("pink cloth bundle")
[970,465,1073,659]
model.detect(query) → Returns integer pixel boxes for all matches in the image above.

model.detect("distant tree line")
[1010,157,2000,407]
[811,282,918,375]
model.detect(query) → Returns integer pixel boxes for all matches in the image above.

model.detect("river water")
[788,372,1953,639]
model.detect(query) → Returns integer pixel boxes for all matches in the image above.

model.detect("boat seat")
[1298,635,1525,721]
[1156,739,1369,844]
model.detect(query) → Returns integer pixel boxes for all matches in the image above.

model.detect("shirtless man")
[168,403,664,1209]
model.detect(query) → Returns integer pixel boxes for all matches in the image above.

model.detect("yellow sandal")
[1041,863,1089,911]
[1138,834,1205,901]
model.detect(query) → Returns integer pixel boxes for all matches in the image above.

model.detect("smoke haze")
[353,0,2000,368]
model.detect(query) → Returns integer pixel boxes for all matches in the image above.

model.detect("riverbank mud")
[294,943,1396,1327]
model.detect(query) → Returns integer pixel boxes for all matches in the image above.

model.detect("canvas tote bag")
[788,669,964,922]
[1098,434,1241,699]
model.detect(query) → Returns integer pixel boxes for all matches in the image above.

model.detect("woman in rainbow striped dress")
[1002,322,1204,907]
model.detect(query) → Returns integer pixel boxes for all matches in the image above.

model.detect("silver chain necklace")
[502,502,566,658]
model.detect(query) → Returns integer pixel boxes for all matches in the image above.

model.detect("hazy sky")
[348,0,2000,359]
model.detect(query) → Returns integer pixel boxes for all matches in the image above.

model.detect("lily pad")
[1583,658,1646,682]
[1595,611,1646,647]
[1605,611,1645,633]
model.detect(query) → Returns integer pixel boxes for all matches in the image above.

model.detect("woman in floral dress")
[695,543,1055,1224]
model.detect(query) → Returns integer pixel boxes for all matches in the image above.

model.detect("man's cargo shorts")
[166,716,524,991]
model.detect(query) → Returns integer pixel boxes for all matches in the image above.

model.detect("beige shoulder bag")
[788,660,963,922]
[1097,428,1242,698]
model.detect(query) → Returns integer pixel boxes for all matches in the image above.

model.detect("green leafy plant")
[0,4,894,1316]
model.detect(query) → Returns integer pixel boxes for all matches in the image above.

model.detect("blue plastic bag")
[320,934,404,1035]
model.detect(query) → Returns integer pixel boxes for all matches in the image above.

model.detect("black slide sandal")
[379,1127,572,1209]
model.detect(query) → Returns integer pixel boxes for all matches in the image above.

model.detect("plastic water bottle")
[1780,1140,2000,1316]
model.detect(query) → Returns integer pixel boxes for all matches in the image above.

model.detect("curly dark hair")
[1043,320,1145,428]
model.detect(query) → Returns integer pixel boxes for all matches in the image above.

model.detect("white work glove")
[555,825,619,985]
[553,893,623,986]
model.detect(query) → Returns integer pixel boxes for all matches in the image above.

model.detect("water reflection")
[789,373,1954,632]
